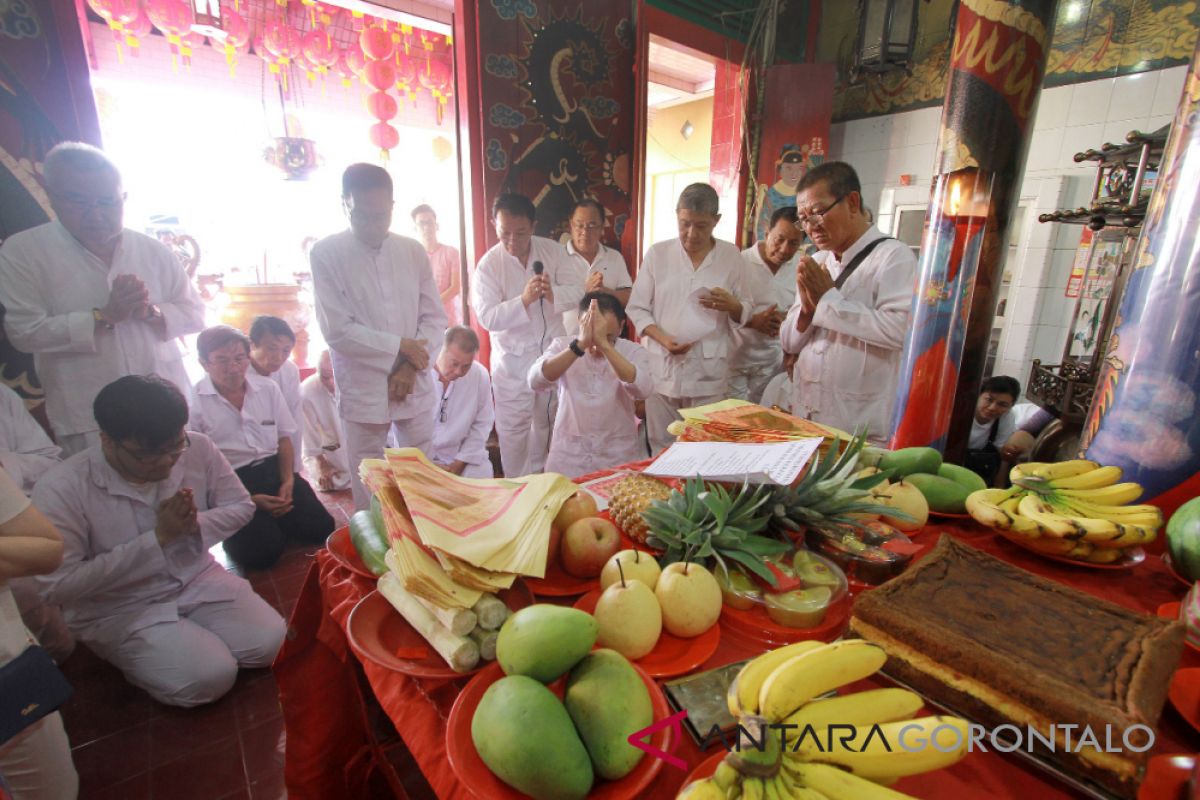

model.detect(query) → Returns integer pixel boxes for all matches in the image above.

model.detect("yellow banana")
[729,641,826,717]
[759,641,888,722]
[1045,465,1123,490]
[1056,482,1143,506]
[1017,494,1085,538]
[785,688,924,730]
[790,715,970,781]
[1058,497,1162,527]
[712,759,739,791]
[1011,460,1099,482]
[964,488,1018,529]
[679,778,728,800]
[761,774,791,800]
[788,762,917,800]
[1078,546,1128,563]
[1003,531,1093,556]
[998,496,1046,537]
[741,777,765,800]
[1084,525,1156,548]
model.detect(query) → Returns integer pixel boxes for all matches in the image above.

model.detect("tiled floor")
[59,489,360,800]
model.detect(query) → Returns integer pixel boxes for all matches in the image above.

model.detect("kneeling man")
[33,375,286,707]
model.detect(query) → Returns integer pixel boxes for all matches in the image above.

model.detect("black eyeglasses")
[797,195,846,228]
[117,434,190,463]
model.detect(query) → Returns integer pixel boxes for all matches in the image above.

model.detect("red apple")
[561,517,620,578]
[554,492,599,532]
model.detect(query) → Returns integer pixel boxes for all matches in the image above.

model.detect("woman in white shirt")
[530,293,652,478]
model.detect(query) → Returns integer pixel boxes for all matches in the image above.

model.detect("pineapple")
[609,474,672,545]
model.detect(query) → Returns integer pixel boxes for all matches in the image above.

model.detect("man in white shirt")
[0,383,61,494]
[189,326,334,570]
[759,353,797,414]
[470,194,584,476]
[731,206,805,403]
[33,375,285,707]
[311,164,448,509]
[412,204,463,326]
[0,142,205,455]
[248,315,303,472]
[781,162,916,444]
[563,199,633,332]
[429,327,494,479]
[627,183,757,455]
[301,351,351,491]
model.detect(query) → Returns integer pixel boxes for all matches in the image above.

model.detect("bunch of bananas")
[676,640,970,799]
[964,460,1161,563]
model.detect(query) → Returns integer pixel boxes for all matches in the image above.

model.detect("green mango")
[878,446,943,477]
[906,473,973,514]
[471,675,593,800]
[564,649,653,780]
[1168,497,1200,581]
[858,446,888,469]
[937,462,988,493]
[497,605,598,682]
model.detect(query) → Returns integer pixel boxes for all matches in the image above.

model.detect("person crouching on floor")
[189,325,334,570]
[33,375,285,707]
[529,292,652,478]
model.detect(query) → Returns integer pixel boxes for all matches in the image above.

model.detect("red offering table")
[275,473,1200,799]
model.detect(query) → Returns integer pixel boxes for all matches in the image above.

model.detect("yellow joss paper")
[386,540,483,610]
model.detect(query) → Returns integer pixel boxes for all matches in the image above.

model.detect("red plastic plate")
[573,589,720,679]
[445,660,672,800]
[999,533,1146,570]
[326,526,377,579]
[1168,667,1200,734]
[718,595,849,648]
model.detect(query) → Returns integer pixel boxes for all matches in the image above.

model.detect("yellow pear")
[655,562,722,638]
[600,549,662,591]
[871,480,928,531]
[594,573,661,660]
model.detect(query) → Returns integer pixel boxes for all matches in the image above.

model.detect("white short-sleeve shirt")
[189,373,297,469]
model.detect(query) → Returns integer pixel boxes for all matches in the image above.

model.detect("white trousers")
[85,579,285,708]
[491,349,554,478]
[728,361,783,405]
[645,392,724,456]
[0,713,77,800]
[343,414,434,510]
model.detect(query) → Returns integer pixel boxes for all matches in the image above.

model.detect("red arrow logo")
[627,709,689,771]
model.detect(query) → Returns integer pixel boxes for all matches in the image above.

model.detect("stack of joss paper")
[666,399,847,453]
[360,449,578,609]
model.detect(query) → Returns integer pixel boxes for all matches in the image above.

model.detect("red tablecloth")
[277,519,1200,799]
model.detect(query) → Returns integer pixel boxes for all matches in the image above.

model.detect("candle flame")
[949,178,963,216]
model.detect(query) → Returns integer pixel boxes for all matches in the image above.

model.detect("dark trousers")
[225,455,336,570]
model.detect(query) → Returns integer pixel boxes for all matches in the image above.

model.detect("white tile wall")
[828,64,1191,382]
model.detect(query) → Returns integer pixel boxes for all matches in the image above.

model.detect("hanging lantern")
[431,136,452,162]
[369,121,399,156]
[365,91,398,122]
[301,29,337,83]
[146,0,195,70]
[399,24,413,55]
[87,0,140,62]
[418,57,453,124]
[336,44,365,89]
[360,25,393,61]
[393,52,418,103]
[211,5,249,76]
[179,29,206,66]
[363,59,396,92]
[123,6,152,57]
[314,2,340,26]
[261,19,301,91]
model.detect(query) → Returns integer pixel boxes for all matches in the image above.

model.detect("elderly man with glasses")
[32,375,285,707]
[562,198,632,333]
[781,161,916,445]
[0,142,204,456]
[428,326,494,479]
[189,326,334,570]
[310,164,448,509]
[470,193,583,477]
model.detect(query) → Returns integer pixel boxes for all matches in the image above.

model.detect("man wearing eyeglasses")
[563,199,632,333]
[0,142,205,456]
[32,375,286,707]
[781,162,916,445]
[189,326,334,570]
[428,327,494,479]
[311,164,448,509]
[470,194,584,477]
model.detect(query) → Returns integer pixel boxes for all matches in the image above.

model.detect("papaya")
[348,509,389,576]
[496,605,598,682]
[564,649,652,780]
[878,446,942,478]
[906,473,973,514]
[937,462,988,493]
[471,675,593,800]
[1167,497,1200,581]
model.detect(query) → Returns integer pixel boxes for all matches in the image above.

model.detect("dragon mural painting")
[1081,36,1200,515]
[478,0,634,242]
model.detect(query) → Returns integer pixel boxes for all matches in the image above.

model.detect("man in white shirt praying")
[781,162,916,444]
[33,375,285,707]
[563,199,633,332]
[731,206,805,403]
[189,326,334,570]
[248,315,303,472]
[311,164,448,509]
[301,351,351,491]
[429,327,495,479]
[0,142,205,455]
[627,183,757,455]
[470,194,584,476]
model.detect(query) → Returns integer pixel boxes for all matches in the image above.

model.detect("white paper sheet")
[643,439,823,485]
[673,288,722,345]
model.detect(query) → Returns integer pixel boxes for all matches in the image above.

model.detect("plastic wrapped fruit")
[805,524,917,586]
[764,586,833,628]
[716,567,761,610]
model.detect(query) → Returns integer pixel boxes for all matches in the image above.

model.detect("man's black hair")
[94,375,189,448]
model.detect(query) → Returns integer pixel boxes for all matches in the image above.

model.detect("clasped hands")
[155,488,199,546]
[796,256,835,318]
[99,274,153,325]
[575,300,614,357]
[253,477,294,518]
[521,274,554,307]
[388,338,429,403]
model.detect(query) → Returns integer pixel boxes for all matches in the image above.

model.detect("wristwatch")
[568,339,585,357]
[92,308,114,330]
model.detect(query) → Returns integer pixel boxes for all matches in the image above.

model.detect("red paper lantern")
[360,26,393,61]
[261,19,301,89]
[88,0,140,59]
[314,2,341,26]
[123,7,152,56]
[211,6,250,76]
[145,0,194,69]
[343,44,365,76]
[365,91,398,122]
[301,29,337,81]
[394,52,418,97]
[419,57,454,123]
[370,121,399,153]
[363,59,396,91]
